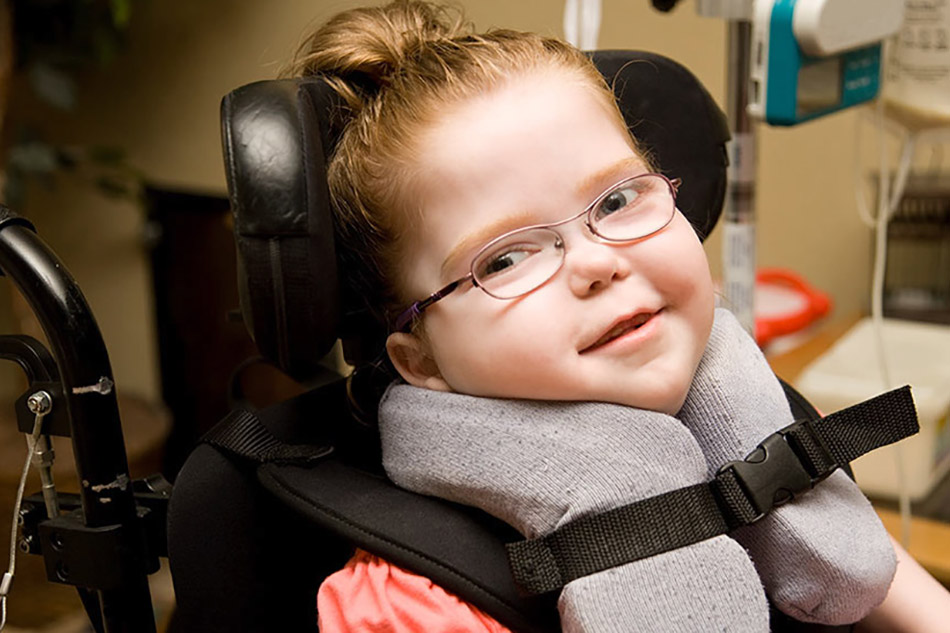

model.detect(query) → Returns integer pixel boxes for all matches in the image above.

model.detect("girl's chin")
[635,376,693,415]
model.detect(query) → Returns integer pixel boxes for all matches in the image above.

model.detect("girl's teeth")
[599,314,650,346]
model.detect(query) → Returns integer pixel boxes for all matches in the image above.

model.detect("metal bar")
[0,216,155,633]
[722,19,758,333]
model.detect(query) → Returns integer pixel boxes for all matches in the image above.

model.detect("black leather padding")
[220,51,730,381]
[221,79,348,381]
[260,459,561,633]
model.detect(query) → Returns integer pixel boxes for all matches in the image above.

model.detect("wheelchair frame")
[0,207,167,633]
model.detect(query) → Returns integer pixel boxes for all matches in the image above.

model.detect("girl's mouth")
[581,310,658,353]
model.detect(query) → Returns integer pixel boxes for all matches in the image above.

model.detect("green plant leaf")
[111,0,133,29]
[94,26,121,67]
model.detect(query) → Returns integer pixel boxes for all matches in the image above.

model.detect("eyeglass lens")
[472,174,674,299]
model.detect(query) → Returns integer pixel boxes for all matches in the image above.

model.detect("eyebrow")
[441,211,539,279]
[574,156,648,197]
[439,156,649,279]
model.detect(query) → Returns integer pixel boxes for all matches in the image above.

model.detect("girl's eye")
[594,185,641,220]
[477,245,539,278]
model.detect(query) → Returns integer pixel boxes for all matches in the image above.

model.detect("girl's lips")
[580,309,660,353]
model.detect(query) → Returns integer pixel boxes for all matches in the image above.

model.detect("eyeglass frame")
[393,172,681,332]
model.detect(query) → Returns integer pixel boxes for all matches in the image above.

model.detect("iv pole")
[722,17,758,334]
[654,0,760,334]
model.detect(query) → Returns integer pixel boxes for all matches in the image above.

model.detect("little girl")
[288,1,950,631]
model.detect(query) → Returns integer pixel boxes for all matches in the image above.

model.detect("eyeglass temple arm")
[394,274,473,332]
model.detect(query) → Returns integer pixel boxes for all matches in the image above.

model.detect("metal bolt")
[26,390,52,415]
[18,535,33,553]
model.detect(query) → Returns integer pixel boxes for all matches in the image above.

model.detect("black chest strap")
[506,385,917,595]
[201,408,334,465]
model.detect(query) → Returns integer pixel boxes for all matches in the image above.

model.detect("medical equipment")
[656,0,763,331]
[748,0,903,126]
[884,0,950,128]
[653,2,928,543]
[654,0,905,333]
[849,0,950,537]
[880,174,950,323]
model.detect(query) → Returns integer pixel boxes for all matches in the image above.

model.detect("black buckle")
[717,421,824,523]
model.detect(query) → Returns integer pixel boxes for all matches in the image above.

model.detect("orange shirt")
[317,549,514,633]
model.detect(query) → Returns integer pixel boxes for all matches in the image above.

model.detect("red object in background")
[754,268,832,347]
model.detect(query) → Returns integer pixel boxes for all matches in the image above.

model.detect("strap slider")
[717,422,817,523]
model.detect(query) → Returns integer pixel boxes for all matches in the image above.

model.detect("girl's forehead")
[415,73,639,185]
[397,77,647,288]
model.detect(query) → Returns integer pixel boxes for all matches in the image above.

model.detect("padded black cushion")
[222,80,344,380]
[167,387,352,632]
[221,50,729,382]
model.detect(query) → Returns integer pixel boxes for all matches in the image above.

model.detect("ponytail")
[285,1,469,112]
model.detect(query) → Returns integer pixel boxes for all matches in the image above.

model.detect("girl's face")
[386,70,715,414]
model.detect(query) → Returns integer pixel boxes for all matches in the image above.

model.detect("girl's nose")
[563,235,631,297]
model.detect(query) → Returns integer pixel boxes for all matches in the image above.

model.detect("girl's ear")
[386,332,452,392]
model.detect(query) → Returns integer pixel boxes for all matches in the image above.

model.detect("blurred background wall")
[4,0,941,405]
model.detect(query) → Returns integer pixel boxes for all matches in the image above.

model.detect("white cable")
[870,98,916,548]
[1,412,46,632]
[853,112,878,229]
[562,0,601,50]
[563,0,580,47]
[871,101,891,386]
[579,0,602,51]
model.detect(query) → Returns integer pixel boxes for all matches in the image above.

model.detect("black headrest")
[221,50,729,382]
